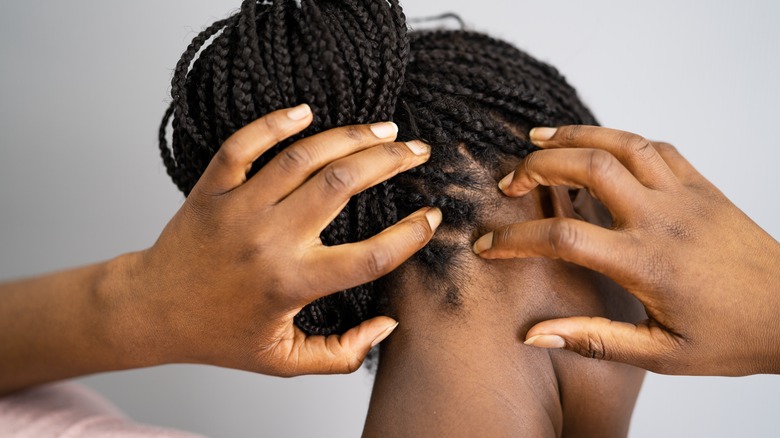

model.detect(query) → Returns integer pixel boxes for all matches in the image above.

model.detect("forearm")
[0,252,155,395]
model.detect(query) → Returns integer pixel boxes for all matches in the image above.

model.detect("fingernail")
[425,208,442,231]
[473,232,494,254]
[287,103,311,120]
[530,127,557,142]
[498,171,515,191]
[525,334,566,349]
[369,121,398,139]
[405,140,430,156]
[371,322,399,348]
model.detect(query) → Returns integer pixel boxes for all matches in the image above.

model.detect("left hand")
[473,125,780,376]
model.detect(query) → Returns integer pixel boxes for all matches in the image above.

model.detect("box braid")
[159,0,597,336]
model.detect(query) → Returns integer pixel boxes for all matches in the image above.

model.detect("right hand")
[474,125,780,376]
[118,104,441,377]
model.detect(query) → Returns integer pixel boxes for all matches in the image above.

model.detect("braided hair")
[159,0,596,336]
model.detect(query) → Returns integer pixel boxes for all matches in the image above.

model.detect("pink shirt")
[0,382,204,437]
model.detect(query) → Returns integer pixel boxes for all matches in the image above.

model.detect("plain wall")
[1,1,778,436]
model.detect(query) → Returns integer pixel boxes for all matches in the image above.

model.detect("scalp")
[159,0,597,336]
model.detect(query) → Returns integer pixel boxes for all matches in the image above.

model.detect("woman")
[1,0,777,436]
[157,1,645,435]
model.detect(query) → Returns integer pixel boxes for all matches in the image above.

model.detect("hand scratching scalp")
[160,0,596,336]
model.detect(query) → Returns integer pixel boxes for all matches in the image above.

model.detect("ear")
[571,188,613,228]
[549,186,576,218]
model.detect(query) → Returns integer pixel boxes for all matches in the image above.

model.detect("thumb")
[523,316,682,372]
[292,316,398,375]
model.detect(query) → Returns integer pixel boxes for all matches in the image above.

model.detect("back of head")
[159,0,596,336]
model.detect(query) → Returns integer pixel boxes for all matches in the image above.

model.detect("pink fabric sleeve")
[0,382,206,438]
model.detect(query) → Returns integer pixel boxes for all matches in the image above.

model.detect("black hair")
[159,0,596,336]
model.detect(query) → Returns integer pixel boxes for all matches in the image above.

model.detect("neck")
[363,255,644,437]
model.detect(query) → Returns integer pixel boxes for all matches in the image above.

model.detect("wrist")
[94,250,169,369]
[752,241,780,375]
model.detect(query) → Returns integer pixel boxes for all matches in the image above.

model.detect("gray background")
[1,1,778,436]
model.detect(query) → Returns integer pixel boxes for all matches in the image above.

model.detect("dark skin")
[2,105,777,433]
[0,105,442,394]
[476,125,780,376]
[364,163,645,437]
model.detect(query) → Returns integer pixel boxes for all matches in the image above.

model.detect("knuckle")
[585,331,608,360]
[560,124,584,143]
[407,219,432,246]
[620,133,654,159]
[382,142,407,165]
[495,225,516,249]
[261,112,286,140]
[364,248,392,278]
[518,152,545,188]
[216,139,247,169]
[522,150,540,172]
[321,163,358,194]
[547,219,580,256]
[343,125,363,141]
[568,319,611,361]
[587,149,618,182]
[277,145,315,174]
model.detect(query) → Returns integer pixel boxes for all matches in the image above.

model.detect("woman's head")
[159,0,596,336]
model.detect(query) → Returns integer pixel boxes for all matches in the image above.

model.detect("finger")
[523,316,684,374]
[528,125,679,191]
[474,218,640,284]
[295,207,441,303]
[246,121,402,204]
[651,141,707,187]
[282,316,399,375]
[499,148,648,220]
[280,140,431,237]
[192,104,313,197]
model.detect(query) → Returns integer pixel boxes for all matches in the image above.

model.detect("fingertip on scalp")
[424,207,443,231]
[498,171,514,192]
[498,171,533,198]
[529,127,557,143]
[473,231,494,254]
